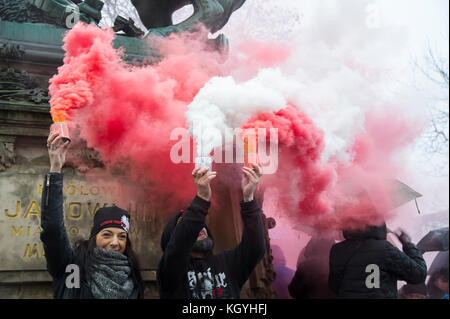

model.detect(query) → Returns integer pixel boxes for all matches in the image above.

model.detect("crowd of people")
[41,131,448,299]
[328,224,427,298]
[273,232,448,299]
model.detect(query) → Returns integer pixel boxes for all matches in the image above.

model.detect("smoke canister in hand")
[244,130,259,168]
[50,121,71,143]
[195,156,213,172]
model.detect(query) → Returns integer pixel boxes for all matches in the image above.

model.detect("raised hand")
[192,167,217,201]
[394,228,412,246]
[241,164,262,202]
[47,132,70,173]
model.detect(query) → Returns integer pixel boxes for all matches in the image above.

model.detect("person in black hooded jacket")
[157,164,266,299]
[328,223,427,299]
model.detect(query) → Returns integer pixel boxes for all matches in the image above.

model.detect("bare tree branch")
[414,39,449,176]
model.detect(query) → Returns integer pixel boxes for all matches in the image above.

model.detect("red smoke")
[49,23,423,233]
[242,105,422,233]
[49,23,222,211]
[49,24,118,122]
[242,106,337,231]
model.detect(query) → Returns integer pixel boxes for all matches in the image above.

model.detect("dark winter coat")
[157,195,266,299]
[40,173,139,299]
[328,223,427,299]
[288,237,336,299]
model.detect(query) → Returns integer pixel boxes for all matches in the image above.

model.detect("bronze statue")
[0,0,246,38]
[131,0,246,34]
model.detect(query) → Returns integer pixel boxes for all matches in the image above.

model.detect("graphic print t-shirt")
[187,266,230,299]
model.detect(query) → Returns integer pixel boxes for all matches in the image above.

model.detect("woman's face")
[95,227,127,254]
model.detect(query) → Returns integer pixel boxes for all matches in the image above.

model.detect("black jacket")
[40,173,139,299]
[157,195,266,299]
[289,238,336,299]
[328,224,427,299]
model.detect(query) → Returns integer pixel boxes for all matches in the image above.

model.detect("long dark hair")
[73,236,145,299]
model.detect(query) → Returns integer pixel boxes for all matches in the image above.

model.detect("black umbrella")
[428,250,449,275]
[417,227,449,253]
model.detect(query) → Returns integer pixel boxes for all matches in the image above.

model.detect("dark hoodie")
[328,223,427,299]
[157,196,266,299]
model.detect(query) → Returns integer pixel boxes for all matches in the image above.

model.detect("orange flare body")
[244,131,259,168]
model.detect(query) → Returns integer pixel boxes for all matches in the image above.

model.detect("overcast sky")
[251,0,449,57]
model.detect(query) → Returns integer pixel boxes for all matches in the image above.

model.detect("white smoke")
[186,69,299,156]
[186,0,414,164]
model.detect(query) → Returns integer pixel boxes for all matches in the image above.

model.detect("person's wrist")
[197,192,210,202]
[243,194,254,202]
[49,166,62,173]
